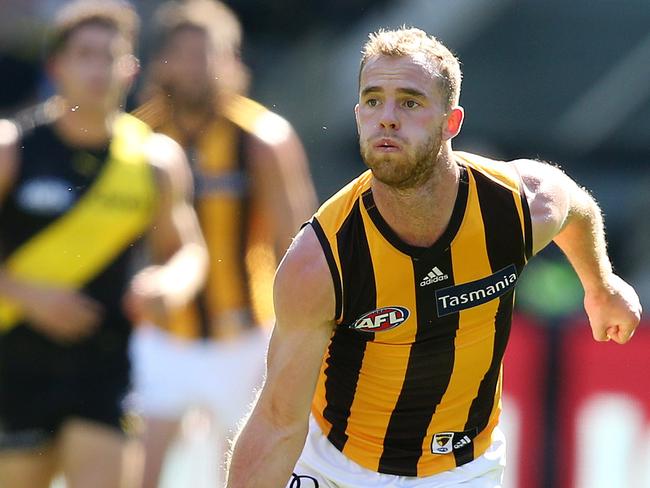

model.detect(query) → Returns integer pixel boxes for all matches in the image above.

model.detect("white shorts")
[289,417,506,488]
[128,324,269,433]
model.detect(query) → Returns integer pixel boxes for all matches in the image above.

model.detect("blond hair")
[360,27,462,109]
[47,0,139,57]
[153,0,242,57]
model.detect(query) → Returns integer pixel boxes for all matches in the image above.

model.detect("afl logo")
[351,306,410,332]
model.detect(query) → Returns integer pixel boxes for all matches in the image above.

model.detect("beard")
[360,130,443,190]
[160,80,213,110]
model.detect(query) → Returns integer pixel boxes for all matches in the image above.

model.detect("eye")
[366,98,380,107]
[404,99,420,109]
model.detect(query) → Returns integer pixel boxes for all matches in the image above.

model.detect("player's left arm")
[123,133,208,325]
[248,115,318,256]
[514,159,641,344]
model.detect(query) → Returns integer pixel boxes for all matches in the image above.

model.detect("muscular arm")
[248,117,318,256]
[515,159,641,343]
[125,134,208,323]
[0,119,19,207]
[226,225,335,487]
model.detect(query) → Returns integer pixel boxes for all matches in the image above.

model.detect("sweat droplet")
[71,105,79,112]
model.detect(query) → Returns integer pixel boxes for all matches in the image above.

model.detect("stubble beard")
[360,130,442,190]
[162,81,213,111]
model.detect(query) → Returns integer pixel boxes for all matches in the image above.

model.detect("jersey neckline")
[361,164,469,259]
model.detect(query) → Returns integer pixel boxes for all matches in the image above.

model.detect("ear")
[443,106,464,140]
[118,54,140,85]
[354,103,360,135]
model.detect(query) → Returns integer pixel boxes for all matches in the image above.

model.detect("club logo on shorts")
[351,306,410,332]
[431,429,477,454]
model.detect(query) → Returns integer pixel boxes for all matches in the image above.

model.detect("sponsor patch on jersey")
[351,306,410,332]
[431,428,478,454]
[16,177,75,216]
[435,264,518,317]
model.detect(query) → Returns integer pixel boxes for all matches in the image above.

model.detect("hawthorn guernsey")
[435,264,518,317]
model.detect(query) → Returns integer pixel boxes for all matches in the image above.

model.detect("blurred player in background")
[0,1,208,487]
[131,0,317,486]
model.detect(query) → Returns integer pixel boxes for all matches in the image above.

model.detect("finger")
[591,324,610,342]
[612,324,636,344]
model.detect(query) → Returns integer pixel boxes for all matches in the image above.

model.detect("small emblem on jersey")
[16,178,75,215]
[435,264,518,317]
[431,429,477,454]
[432,433,454,453]
[420,266,449,286]
[351,306,410,332]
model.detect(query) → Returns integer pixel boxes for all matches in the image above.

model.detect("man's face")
[157,28,216,105]
[50,23,133,112]
[356,55,449,189]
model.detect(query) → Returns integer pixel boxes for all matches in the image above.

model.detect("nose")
[379,101,399,130]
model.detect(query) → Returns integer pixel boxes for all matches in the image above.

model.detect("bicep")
[255,225,335,424]
[0,120,19,206]
[249,130,318,255]
[147,134,203,261]
[514,159,572,255]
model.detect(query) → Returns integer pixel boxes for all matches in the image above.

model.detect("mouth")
[374,138,402,152]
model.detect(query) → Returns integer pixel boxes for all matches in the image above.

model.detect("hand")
[21,286,104,343]
[584,274,642,344]
[123,266,169,326]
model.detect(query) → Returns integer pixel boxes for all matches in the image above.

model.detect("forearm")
[0,269,38,306]
[552,186,612,293]
[157,241,208,307]
[227,409,308,488]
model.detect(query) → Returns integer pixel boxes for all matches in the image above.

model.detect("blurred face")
[157,27,216,105]
[356,55,450,189]
[50,23,135,113]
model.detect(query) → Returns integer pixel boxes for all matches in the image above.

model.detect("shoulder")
[224,95,301,163]
[512,158,572,254]
[0,119,19,150]
[131,98,167,131]
[275,224,336,322]
[455,150,521,191]
[144,132,191,199]
[0,119,20,193]
[314,171,372,233]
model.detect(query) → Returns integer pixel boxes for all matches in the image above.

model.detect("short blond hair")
[360,27,462,109]
[153,0,242,56]
[47,0,139,57]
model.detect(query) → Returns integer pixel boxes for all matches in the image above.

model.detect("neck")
[371,145,460,248]
[53,98,115,149]
[169,96,218,141]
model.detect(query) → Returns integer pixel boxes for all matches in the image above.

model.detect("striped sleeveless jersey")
[308,151,532,477]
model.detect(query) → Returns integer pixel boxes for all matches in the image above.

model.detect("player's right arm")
[226,224,336,488]
[0,119,103,342]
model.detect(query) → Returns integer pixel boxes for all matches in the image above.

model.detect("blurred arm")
[0,119,18,207]
[514,159,641,343]
[125,134,208,323]
[249,115,318,256]
[226,224,335,487]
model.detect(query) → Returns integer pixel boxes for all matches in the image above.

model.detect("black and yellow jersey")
[308,152,532,477]
[0,111,156,357]
[134,94,276,338]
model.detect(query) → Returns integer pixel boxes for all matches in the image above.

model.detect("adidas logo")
[420,266,449,286]
[453,435,472,450]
